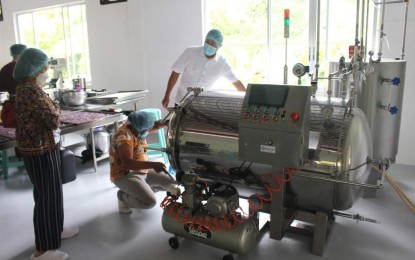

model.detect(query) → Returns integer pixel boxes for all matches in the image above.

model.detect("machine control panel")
[238,84,311,168]
[240,84,308,132]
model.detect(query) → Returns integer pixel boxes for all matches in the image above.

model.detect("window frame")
[13,1,91,84]
[203,0,377,94]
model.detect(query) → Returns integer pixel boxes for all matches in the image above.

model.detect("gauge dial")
[292,63,306,77]
[321,105,334,117]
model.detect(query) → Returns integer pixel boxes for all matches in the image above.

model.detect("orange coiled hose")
[160,167,297,231]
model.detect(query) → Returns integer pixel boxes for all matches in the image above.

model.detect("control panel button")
[244,113,250,119]
[281,110,286,119]
[290,112,300,122]
[272,115,279,121]
[273,108,280,115]
[262,114,269,121]
[253,114,259,120]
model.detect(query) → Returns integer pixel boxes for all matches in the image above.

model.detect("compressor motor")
[161,173,258,259]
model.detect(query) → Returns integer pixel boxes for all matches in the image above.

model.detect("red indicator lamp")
[284,9,290,38]
[284,9,290,25]
[290,112,300,122]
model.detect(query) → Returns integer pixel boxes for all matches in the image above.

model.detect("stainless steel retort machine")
[157,83,378,259]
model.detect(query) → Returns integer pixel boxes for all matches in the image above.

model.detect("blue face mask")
[204,43,217,56]
[137,131,148,138]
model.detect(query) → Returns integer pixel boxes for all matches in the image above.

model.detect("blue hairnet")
[205,29,224,47]
[13,48,49,81]
[10,44,27,57]
[128,111,156,132]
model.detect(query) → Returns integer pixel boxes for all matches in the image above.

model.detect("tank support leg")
[363,167,379,198]
[289,211,335,256]
[269,169,285,240]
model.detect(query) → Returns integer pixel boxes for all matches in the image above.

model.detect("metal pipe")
[308,0,319,78]
[361,0,365,57]
[371,0,386,62]
[401,0,409,60]
[314,0,321,82]
[373,0,404,4]
[333,211,379,223]
[355,0,360,53]
[284,38,288,84]
[379,0,386,58]
[364,0,370,63]
[293,170,382,189]
[268,0,272,82]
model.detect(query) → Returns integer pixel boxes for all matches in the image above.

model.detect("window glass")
[269,0,309,85]
[205,0,269,89]
[15,4,91,85]
[205,0,373,96]
[16,13,35,47]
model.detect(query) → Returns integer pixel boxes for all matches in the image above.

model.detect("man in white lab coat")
[162,29,245,108]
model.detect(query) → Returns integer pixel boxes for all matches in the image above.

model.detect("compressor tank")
[167,90,372,211]
[162,203,257,255]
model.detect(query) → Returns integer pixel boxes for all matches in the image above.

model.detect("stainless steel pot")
[84,131,112,153]
[62,90,87,106]
[72,77,86,91]
[54,88,72,102]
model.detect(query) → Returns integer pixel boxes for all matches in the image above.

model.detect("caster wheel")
[169,237,179,249]
[223,255,234,260]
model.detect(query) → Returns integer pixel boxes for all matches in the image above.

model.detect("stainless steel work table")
[0,89,148,177]
[59,90,149,112]
[0,111,125,177]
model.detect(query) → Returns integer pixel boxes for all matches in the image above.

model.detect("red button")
[262,115,269,121]
[272,115,278,121]
[244,113,250,119]
[290,112,300,122]
[253,114,259,120]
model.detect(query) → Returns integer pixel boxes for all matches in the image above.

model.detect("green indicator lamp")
[284,9,290,38]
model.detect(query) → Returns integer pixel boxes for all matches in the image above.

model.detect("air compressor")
[161,173,258,260]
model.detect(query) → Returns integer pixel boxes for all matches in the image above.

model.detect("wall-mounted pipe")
[401,0,409,60]
[294,170,382,189]
[370,0,386,63]
[354,0,360,63]
[365,0,370,63]
[361,0,365,57]
[373,0,405,4]
[314,0,321,82]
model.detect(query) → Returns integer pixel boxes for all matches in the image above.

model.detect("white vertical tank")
[357,59,406,162]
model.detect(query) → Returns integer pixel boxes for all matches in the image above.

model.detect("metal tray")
[86,90,148,105]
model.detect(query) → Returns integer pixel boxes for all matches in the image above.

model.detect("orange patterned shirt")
[109,124,148,182]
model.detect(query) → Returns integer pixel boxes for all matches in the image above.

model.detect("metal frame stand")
[288,211,335,256]
[264,167,335,256]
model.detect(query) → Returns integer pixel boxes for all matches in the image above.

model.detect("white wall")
[0,0,413,165]
[84,0,203,109]
[0,0,203,110]
[134,0,203,110]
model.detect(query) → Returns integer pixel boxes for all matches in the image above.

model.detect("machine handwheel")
[223,255,235,260]
[169,237,179,249]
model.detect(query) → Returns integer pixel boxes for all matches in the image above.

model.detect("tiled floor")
[0,153,414,260]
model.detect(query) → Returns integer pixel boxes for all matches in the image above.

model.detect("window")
[15,3,91,84]
[204,0,375,96]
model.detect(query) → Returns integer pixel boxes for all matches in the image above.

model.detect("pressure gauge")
[321,105,334,117]
[292,63,306,77]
